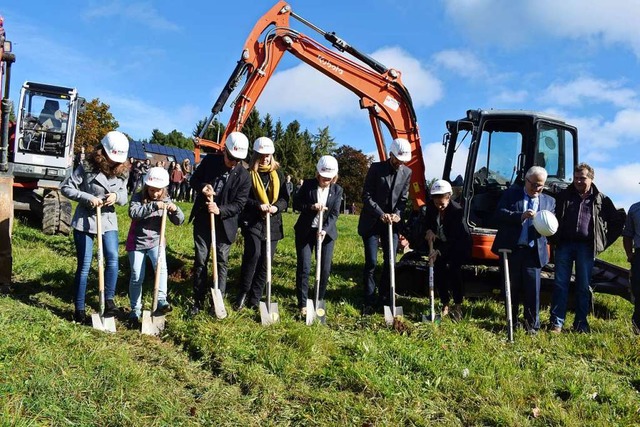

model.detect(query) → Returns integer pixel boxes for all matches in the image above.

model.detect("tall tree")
[312,126,336,162]
[75,98,119,155]
[262,113,274,140]
[149,129,192,149]
[193,116,225,142]
[243,109,263,156]
[333,145,372,210]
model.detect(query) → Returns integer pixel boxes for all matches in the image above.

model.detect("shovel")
[260,211,279,325]
[422,240,441,323]
[91,204,116,332]
[141,208,168,335]
[209,209,227,319]
[499,248,514,343]
[306,208,327,325]
[384,221,403,325]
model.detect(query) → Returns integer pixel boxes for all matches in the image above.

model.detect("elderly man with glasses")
[492,166,555,334]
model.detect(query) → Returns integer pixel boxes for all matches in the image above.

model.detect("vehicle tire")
[58,196,72,235]
[42,190,71,235]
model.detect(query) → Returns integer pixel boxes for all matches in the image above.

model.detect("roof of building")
[127,140,195,165]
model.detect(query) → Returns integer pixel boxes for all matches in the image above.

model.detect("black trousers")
[237,229,278,306]
[295,228,336,309]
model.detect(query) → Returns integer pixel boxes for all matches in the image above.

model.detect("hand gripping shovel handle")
[499,248,514,343]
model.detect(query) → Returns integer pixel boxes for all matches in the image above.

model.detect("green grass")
[2,203,639,426]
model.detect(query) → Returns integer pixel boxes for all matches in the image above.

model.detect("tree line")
[74,99,372,210]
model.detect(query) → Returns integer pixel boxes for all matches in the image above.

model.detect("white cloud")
[422,141,468,181]
[83,1,180,32]
[433,50,487,77]
[257,46,441,119]
[540,77,638,108]
[443,0,640,57]
[489,89,529,105]
[594,163,640,211]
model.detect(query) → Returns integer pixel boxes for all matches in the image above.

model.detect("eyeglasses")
[526,177,545,189]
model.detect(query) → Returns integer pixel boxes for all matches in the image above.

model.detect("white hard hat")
[430,179,452,195]
[101,131,129,164]
[144,167,170,189]
[225,132,249,160]
[533,210,559,237]
[316,155,339,179]
[253,136,275,154]
[390,138,412,162]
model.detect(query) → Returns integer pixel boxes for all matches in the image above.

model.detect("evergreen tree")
[333,145,372,211]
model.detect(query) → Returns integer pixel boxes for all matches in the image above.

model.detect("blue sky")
[3,0,640,209]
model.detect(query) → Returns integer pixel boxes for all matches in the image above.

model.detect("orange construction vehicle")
[194,0,427,207]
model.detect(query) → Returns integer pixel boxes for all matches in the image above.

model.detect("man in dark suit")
[188,132,251,314]
[491,166,555,333]
[293,156,343,315]
[424,179,472,320]
[358,138,413,312]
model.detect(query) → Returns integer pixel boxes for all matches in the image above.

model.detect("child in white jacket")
[126,167,184,321]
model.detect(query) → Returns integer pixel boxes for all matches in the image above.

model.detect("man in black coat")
[491,166,555,333]
[293,156,343,315]
[188,132,251,314]
[424,179,472,320]
[358,138,412,312]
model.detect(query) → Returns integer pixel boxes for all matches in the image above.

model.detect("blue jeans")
[128,246,167,313]
[362,228,398,306]
[73,229,119,311]
[550,241,595,329]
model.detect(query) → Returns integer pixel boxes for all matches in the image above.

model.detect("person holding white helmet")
[125,167,185,324]
[188,131,251,315]
[358,137,412,314]
[491,166,555,334]
[234,136,289,310]
[423,179,471,320]
[292,155,343,316]
[60,130,130,323]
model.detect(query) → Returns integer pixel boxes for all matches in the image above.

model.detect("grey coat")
[60,160,128,234]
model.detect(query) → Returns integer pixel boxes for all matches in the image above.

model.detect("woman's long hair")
[248,152,280,173]
[87,145,128,178]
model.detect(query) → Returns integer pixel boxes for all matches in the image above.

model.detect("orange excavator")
[194,0,427,207]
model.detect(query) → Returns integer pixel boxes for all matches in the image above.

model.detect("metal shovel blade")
[211,288,228,319]
[384,305,404,326]
[305,298,315,325]
[141,310,165,336]
[315,300,327,325]
[421,312,441,324]
[259,302,280,326]
[91,313,116,333]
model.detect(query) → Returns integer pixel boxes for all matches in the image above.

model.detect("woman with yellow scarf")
[234,137,289,310]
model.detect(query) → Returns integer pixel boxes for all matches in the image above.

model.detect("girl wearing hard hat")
[60,131,130,324]
[125,167,185,323]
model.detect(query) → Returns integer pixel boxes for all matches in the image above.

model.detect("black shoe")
[190,301,203,316]
[156,300,173,315]
[361,305,375,316]
[234,293,247,311]
[74,310,86,323]
[104,300,119,317]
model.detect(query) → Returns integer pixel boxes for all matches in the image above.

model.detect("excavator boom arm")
[196,1,426,206]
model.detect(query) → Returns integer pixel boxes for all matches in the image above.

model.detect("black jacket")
[189,154,251,244]
[553,183,625,256]
[423,199,471,261]
[240,169,289,241]
[357,159,411,237]
[293,179,343,241]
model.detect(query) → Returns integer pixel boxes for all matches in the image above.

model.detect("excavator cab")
[442,109,577,262]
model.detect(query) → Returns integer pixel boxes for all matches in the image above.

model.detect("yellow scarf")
[250,165,280,204]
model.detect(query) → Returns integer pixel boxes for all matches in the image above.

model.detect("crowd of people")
[60,130,638,335]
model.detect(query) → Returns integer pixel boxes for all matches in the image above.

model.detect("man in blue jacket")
[492,166,555,334]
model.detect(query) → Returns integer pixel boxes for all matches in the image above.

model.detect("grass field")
[2,202,639,426]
